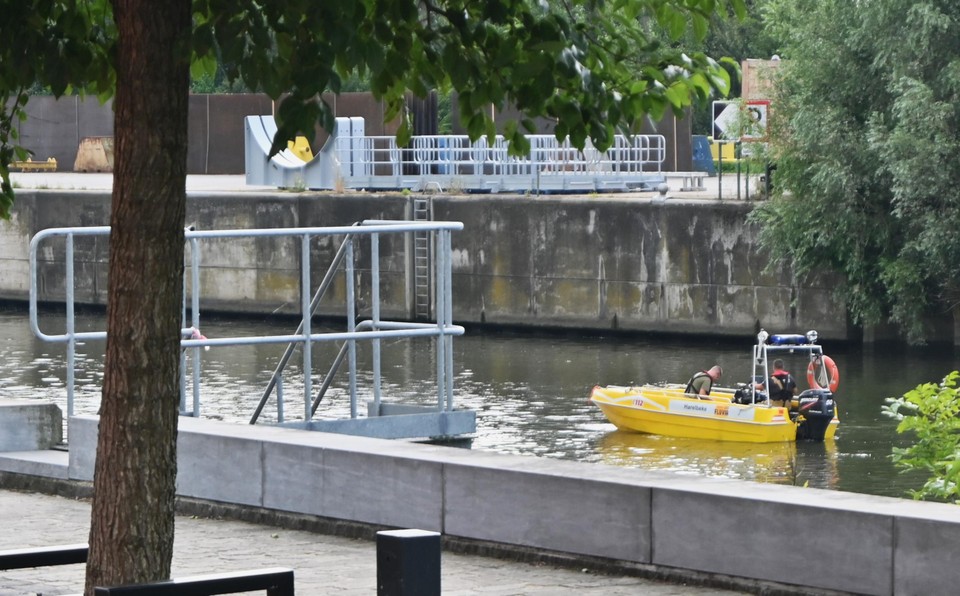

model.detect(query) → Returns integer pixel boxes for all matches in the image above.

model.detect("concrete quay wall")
[60,414,960,595]
[3,189,848,339]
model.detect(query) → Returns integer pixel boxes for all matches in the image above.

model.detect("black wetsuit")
[768,370,796,403]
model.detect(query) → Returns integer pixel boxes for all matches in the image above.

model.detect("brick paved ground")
[0,489,747,595]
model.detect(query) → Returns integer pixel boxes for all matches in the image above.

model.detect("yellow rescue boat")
[590,330,840,443]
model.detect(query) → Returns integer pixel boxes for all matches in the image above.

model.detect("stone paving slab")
[0,489,746,595]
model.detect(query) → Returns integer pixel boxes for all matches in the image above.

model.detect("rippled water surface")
[5,305,956,499]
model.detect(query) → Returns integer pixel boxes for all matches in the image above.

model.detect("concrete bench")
[93,567,295,595]
[681,173,706,191]
[0,543,87,569]
[664,171,707,192]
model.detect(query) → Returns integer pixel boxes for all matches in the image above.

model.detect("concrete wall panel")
[176,431,264,507]
[652,488,892,595]
[262,441,326,515]
[751,286,794,328]
[894,516,960,595]
[444,463,650,562]
[67,415,98,481]
[321,449,443,530]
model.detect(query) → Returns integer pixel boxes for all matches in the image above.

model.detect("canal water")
[4,305,956,500]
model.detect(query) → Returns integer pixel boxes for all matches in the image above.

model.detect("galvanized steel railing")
[246,114,667,193]
[336,133,666,192]
[29,221,465,431]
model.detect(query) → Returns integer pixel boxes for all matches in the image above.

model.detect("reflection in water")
[595,432,839,489]
[1,306,952,499]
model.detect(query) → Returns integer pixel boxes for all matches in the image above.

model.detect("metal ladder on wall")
[413,197,432,320]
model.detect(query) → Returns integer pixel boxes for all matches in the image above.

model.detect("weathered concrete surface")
[437,194,844,337]
[59,414,960,595]
[0,400,62,451]
[4,190,849,339]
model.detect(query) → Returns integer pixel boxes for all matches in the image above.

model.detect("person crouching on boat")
[685,365,722,399]
[766,359,797,408]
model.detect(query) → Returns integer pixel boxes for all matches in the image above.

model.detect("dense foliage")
[882,371,960,502]
[750,0,960,343]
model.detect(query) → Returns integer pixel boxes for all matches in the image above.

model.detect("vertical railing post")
[736,141,742,201]
[65,233,75,417]
[301,233,313,421]
[190,236,202,417]
[276,376,284,423]
[442,230,454,411]
[345,239,358,418]
[434,229,445,411]
[372,232,382,416]
[718,141,724,201]
[180,251,188,413]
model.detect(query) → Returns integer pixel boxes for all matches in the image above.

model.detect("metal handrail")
[29,220,465,430]
[249,225,356,424]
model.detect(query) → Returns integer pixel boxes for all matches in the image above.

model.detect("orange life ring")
[807,355,840,392]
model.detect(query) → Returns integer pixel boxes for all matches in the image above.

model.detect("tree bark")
[85,1,191,593]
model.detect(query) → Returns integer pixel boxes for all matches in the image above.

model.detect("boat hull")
[590,385,838,443]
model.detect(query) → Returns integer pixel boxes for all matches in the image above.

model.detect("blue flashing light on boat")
[769,334,807,346]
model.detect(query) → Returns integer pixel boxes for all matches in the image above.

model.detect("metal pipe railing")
[249,230,354,424]
[29,221,465,435]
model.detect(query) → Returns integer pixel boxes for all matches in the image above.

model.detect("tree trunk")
[85,1,191,593]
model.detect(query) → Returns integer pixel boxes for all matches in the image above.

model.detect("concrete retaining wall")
[0,400,62,451]
[3,190,852,340]
[66,415,960,595]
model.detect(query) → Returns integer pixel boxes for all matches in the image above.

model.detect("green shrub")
[882,371,960,502]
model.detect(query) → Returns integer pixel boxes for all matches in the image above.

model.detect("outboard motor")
[795,388,835,441]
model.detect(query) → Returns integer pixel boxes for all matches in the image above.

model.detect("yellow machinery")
[286,136,313,162]
[12,158,57,172]
[708,137,737,162]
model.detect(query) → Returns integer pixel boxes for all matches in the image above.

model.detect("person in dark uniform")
[685,365,722,398]
[766,359,797,408]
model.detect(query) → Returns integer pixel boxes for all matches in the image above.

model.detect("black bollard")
[376,529,441,596]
